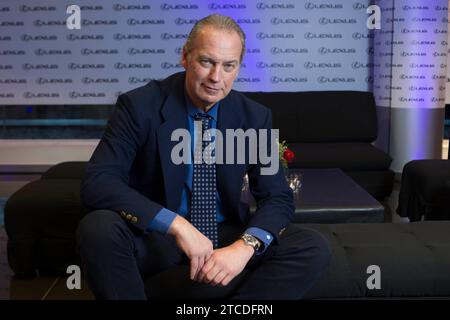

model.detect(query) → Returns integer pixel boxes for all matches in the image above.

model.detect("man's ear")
[181,46,189,69]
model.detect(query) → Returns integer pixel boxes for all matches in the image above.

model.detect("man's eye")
[224,64,235,71]
[200,60,212,66]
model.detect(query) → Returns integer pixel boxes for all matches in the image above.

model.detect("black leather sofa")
[242,91,394,200]
[5,161,450,299]
[397,160,450,222]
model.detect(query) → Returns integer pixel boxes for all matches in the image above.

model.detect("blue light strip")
[0,119,107,126]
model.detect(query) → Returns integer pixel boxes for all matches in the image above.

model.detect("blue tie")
[190,113,218,248]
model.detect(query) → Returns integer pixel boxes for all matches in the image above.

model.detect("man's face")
[182,26,242,111]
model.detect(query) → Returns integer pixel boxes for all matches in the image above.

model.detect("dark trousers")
[76,209,331,300]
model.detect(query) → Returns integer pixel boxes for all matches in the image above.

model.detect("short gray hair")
[183,14,246,63]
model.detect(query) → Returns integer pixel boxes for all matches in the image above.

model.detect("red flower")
[283,148,295,163]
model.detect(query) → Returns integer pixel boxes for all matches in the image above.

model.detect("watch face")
[242,234,260,250]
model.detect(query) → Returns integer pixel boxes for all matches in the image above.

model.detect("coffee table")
[242,168,385,223]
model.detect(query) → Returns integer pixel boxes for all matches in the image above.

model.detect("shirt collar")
[185,92,219,121]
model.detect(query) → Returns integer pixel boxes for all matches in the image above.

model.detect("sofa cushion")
[242,91,377,143]
[288,142,392,171]
[304,221,450,298]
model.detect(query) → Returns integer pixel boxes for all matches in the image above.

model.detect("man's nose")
[208,65,222,82]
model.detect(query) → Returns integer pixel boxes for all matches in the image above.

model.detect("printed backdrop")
[0,0,375,104]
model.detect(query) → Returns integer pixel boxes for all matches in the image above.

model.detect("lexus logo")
[208,3,246,9]
[113,4,151,11]
[20,5,56,12]
[256,62,294,68]
[23,63,58,70]
[81,48,118,55]
[235,77,261,83]
[353,2,368,10]
[402,5,428,10]
[36,78,71,84]
[318,47,356,54]
[161,33,188,40]
[435,29,447,34]
[129,77,155,84]
[82,19,117,26]
[1,78,26,84]
[270,76,307,83]
[435,5,448,11]
[0,50,26,55]
[82,78,119,84]
[78,5,103,11]
[352,62,372,69]
[114,33,151,41]
[256,33,294,39]
[270,17,308,25]
[304,62,341,69]
[175,18,197,25]
[35,49,71,55]
[67,34,104,41]
[271,47,307,54]
[305,32,342,40]
[21,34,58,41]
[128,48,165,55]
[318,77,355,83]
[160,4,198,10]
[34,20,67,27]
[161,62,183,69]
[352,32,374,39]
[246,48,261,54]
[319,17,356,25]
[0,21,24,27]
[68,63,104,70]
[305,2,343,10]
[114,63,151,69]
[70,92,106,98]
[257,3,295,10]
[24,92,59,98]
[127,18,164,25]
[236,18,260,24]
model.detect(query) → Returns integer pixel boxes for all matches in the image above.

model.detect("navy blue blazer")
[81,72,294,244]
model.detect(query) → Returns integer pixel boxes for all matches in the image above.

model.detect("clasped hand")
[168,215,254,287]
[194,241,254,286]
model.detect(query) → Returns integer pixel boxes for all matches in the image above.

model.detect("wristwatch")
[240,233,261,253]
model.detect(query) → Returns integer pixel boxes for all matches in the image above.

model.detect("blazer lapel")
[216,92,246,210]
[156,86,188,212]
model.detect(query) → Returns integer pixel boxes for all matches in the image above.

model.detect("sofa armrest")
[41,161,88,180]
